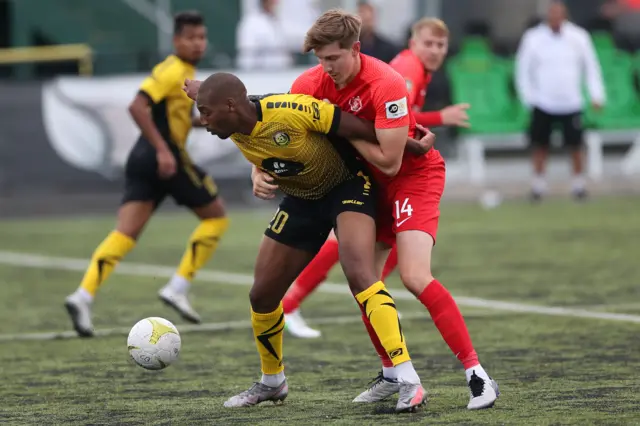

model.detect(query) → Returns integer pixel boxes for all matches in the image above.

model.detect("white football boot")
[352,372,400,403]
[396,381,427,413]
[158,284,201,324]
[224,380,289,407]
[64,291,94,337]
[284,309,321,338]
[467,370,500,410]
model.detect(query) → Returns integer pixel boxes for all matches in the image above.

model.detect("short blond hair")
[411,17,449,39]
[303,9,361,53]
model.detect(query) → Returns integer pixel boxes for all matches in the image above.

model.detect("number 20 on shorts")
[270,209,289,234]
[395,198,413,220]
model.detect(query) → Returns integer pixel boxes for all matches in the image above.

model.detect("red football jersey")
[389,49,443,127]
[291,53,428,183]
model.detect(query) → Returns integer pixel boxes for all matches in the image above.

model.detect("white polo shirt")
[515,21,606,115]
[236,10,293,71]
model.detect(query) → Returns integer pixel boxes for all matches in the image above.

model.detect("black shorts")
[122,138,218,208]
[264,171,376,254]
[529,107,584,149]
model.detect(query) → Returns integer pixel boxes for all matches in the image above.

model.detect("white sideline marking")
[1,250,640,325]
[578,302,640,311]
[0,311,506,342]
[0,312,428,342]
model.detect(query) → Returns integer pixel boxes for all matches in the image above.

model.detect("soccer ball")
[127,317,181,370]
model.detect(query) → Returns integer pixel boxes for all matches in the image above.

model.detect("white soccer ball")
[127,317,181,370]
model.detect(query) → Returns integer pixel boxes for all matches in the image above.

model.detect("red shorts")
[376,150,446,246]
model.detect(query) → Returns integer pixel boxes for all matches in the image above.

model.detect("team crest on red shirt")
[348,96,363,113]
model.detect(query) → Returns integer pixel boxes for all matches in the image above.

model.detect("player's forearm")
[414,111,443,127]
[349,139,402,176]
[369,127,408,175]
[405,138,429,156]
[336,112,378,143]
[129,103,170,153]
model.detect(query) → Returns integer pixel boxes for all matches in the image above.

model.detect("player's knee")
[193,198,226,220]
[399,269,434,297]
[339,249,377,293]
[248,284,279,313]
[115,222,144,240]
[116,201,155,239]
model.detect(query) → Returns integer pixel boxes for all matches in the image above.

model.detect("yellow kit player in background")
[64,11,229,337]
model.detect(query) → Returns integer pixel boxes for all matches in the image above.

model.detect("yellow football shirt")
[139,55,195,148]
[230,93,360,200]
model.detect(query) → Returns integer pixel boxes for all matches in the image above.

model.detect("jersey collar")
[172,54,196,70]
[250,100,264,137]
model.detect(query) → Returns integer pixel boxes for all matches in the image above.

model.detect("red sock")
[359,305,394,367]
[418,279,479,369]
[381,245,398,280]
[282,239,340,314]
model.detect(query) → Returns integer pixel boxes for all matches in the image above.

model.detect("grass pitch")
[1,197,639,425]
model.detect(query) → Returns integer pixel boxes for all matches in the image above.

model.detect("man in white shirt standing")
[236,0,293,70]
[516,0,606,201]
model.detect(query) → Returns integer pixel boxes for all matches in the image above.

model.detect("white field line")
[0,310,507,342]
[576,302,640,311]
[1,250,640,326]
[0,312,436,342]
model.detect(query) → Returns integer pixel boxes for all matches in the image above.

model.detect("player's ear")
[352,41,361,57]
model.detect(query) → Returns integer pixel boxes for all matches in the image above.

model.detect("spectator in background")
[278,0,321,52]
[236,0,293,70]
[515,0,605,201]
[357,1,399,63]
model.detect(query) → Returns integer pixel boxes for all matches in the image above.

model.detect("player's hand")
[183,79,202,101]
[252,169,279,200]
[156,150,177,179]
[416,124,436,146]
[440,103,471,128]
[592,101,603,112]
[407,125,436,155]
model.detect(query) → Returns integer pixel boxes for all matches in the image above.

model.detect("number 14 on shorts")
[395,198,413,227]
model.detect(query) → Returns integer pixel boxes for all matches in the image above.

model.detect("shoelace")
[237,382,263,397]
[468,371,486,398]
[366,372,394,390]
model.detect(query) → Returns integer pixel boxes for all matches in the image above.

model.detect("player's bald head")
[197,72,247,105]
[196,72,256,139]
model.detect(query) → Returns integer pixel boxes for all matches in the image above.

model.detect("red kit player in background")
[252,11,499,410]
[277,18,471,337]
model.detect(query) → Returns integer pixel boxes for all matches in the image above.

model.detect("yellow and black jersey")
[139,55,195,149]
[231,93,360,200]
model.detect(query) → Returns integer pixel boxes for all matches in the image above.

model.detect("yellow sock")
[176,217,229,281]
[356,281,411,366]
[252,303,285,375]
[80,230,136,296]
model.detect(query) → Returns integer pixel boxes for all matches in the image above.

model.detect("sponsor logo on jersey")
[385,97,408,119]
[261,157,305,177]
[273,131,291,146]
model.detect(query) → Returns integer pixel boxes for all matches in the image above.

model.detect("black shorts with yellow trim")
[122,137,218,208]
[264,170,376,254]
